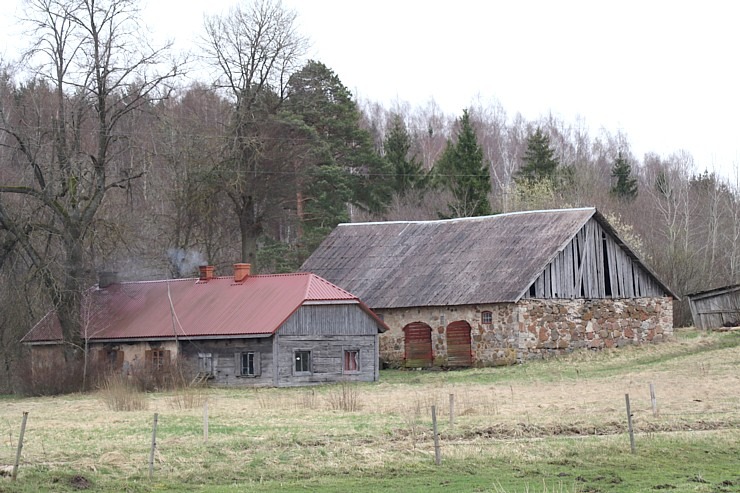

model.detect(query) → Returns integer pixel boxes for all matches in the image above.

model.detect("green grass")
[1,329,739,492]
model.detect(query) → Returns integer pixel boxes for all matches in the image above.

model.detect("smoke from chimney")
[167,248,207,277]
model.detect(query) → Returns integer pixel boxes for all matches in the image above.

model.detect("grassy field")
[1,329,739,492]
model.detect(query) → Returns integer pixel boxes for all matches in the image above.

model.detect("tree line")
[1,0,738,392]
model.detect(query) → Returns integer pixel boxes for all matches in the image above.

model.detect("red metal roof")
[23,272,386,343]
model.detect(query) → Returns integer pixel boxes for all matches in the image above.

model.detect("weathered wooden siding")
[688,285,740,329]
[275,334,378,387]
[180,338,274,387]
[524,218,666,299]
[279,304,380,336]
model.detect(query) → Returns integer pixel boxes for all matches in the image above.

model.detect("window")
[343,350,359,373]
[146,349,170,371]
[152,349,165,370]
[481,311,493,324]
[294,350,311,374]
[242,352,255,376]
[234,351,260,377]
[198,353,213,373]
[99,349,124,370]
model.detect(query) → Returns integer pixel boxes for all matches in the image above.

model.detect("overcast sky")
[2,0,739,181]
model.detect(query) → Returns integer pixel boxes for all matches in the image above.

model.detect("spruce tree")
[384,114,426,196]
[516,127,559,185]
[434,109,492,217]
[610,151,638,201]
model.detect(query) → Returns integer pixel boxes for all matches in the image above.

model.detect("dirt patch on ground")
[451,419,737,439]
[70,474,91,490]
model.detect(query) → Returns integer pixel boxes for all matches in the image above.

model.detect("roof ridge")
[337,207,596,227]
[112,277,196,285]
[304,273,357,300]
[107,272,314,285]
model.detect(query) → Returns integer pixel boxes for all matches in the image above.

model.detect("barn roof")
[686,283,740,299]
[300,207,676,308]
[23,272,387,344]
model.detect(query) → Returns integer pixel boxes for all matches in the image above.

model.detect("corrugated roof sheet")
[23,272,384,343]
[300,207,673,308]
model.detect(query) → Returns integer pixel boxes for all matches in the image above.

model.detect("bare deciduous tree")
[202,0,308,265]
[0,0,178,352]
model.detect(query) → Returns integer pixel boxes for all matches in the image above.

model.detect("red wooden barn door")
[403,322,433,368]
[446,321,472,367]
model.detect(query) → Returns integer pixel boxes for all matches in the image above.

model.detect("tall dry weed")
[98,373,148,411]
[325,381,361,412]
[169,387,208,410]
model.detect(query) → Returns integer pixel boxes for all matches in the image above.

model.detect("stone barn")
[23,264,388,387]
[300,208,677,367]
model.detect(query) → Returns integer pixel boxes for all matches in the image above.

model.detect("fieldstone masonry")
[377,297,673,367]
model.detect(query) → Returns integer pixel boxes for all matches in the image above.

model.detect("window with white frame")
[294,350,311,374]
[481,311,493,324]
[238,352,260,377]
[343,349,359,373]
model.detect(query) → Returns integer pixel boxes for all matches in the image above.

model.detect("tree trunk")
[238,206,260,265]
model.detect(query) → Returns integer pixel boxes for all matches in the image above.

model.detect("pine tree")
[434,109,492,217]
[384,114,426,196]
[516,127,559,185]
[285,60,393,215]
[610,151,638,201]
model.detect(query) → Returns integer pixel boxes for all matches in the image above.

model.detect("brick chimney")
[98,271,118,288]
[233,263,251,283]
[199,265,215,281]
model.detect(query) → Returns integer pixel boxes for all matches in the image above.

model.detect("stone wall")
[376,297,673,367]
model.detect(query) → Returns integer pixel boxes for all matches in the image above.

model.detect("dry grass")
[168,386,208,410]
[325,380,361,411]
[97,373,148,412]
[0,330,737,491]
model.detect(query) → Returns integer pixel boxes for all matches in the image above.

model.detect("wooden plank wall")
[524,218,665,299]
[276,335,378,386]
[689,288,740,329]
[279,304,380,336]
[180,338,274,386]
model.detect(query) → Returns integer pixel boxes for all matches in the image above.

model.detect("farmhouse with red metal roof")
[24,264,388,387]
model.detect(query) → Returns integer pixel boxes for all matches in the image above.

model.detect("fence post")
[625,394,636,454]
[431,405,441,465]
[203,400,209,443]
[11,411,28,481]
[449,394,455,429]
[149,413,159,479]
[649,383,658,417]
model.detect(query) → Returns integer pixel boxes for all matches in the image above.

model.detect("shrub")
[98,373,148,411]
[169,387,208,410]
[325,380,361,412]
[127,357,195,392]
[17,346,85,396]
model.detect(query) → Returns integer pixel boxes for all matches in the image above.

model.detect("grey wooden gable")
[523,216,669,299]
[278,303,383,336]
[301,208,676,309]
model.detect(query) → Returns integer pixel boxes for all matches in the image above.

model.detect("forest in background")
[1,0,739,392]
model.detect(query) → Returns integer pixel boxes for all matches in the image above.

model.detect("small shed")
[687,284,740,329]
[301,207,677,367]
[23,264,388,387]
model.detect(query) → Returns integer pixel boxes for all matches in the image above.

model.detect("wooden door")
[446,321,472,367]
[403,322,433,368]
